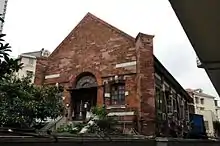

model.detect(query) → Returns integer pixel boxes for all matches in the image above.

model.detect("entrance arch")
[71,72,98,120]
[75,73,97,89]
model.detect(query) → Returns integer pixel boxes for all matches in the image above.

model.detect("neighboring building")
[186,88,220,137]
[214,99,220,121]
[0,0,8,33]
[35,13,193,136]
[17,49,50,83]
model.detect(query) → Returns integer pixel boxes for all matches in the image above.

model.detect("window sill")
[106,105,126,109]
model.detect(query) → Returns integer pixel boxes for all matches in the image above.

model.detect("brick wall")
[44,13,136,84]
[34,13,156,135]
[34,57,48,85]
[136,33,155,136]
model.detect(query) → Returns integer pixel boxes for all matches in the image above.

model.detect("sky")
[3,0,219,97]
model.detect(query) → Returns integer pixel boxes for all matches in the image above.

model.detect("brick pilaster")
[135,33,155,136]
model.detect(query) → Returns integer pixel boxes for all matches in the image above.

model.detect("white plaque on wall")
[105,93,110,98]
[115,61,137,68]
[45,74,60,79]
[125,91,129,96]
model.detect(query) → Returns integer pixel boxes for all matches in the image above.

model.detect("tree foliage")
[0,15,64,129]
[90,106,119,134]
[0,75,64,128]
[0,16,22,80]
[213,121,220,137]
[57,106,120,135]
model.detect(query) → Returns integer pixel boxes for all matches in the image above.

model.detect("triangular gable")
[49,12,135,59]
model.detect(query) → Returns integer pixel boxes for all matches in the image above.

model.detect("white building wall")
[192,91,219,137]
[17,55,37,83]
[0,0,8,33]
[197,110,215,136]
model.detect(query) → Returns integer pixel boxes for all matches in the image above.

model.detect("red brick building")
[35,13,193,136]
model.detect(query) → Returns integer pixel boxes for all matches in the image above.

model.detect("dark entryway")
[70,73,98,120]
[71,87,97,120]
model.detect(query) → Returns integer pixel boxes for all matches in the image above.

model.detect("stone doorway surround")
[66,72,103,121]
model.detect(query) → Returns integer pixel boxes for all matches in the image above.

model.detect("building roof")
[19,54,37,59]
[21,50,43,58]
[186,88,216,99]
[154,57,192,102]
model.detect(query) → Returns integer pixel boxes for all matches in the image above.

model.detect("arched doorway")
[71,73,97,120]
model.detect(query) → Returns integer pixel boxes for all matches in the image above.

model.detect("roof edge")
[154,56,192,102]
[87,12,135,41]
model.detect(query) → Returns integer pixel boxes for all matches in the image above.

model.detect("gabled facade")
[35,13,192,137]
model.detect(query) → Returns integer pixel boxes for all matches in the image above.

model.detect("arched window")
[75,75,97,89]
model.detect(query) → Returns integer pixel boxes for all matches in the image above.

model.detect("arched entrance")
[71,73,97,120]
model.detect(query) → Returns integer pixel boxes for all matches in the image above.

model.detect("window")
[173,97,177,111]
[200,98,204,104]
[204,121,209,131]
[28,58,34,65]
[166,91,173,114]
[215,100,218,107]
[26,70,33,77]
[110,83,125,105]
[155,75,162,88]
[195,97,199,104]
[200,107,205,110]
[180,99,185,119]
[155,87,162,111]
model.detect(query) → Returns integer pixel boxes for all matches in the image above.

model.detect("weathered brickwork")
[136,33,155,135]
[35,13,191,136]
[34,57,48,85]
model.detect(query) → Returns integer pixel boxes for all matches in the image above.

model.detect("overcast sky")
[3,0,218,97]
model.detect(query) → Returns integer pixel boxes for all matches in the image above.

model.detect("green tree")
[213,121,220,137]
[0,15,22,80]
[0,75,64,128]
[0,15,64,129]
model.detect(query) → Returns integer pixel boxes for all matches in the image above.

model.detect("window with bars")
[155,75,162,88]
[110,83,125,105]
[156,87,163,111]
[179,99,185,120]
[165,90,173,114]
[155,87,164,122]
[173,93,177,112]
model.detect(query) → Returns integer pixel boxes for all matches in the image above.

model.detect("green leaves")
[0,75,64,129]
[0,14,4,23]
[213,121,220,137]
[0,15,63,129]
[0,15,22,80]
[0,32,23,80]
